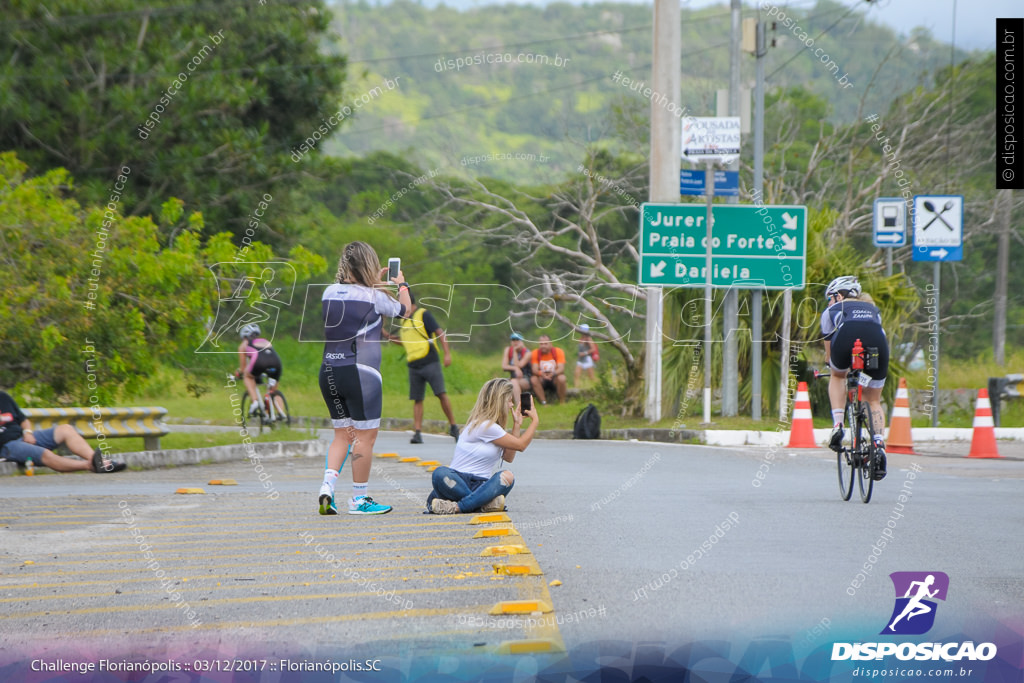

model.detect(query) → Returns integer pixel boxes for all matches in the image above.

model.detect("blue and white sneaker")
[318,484,337,515]
[348,496,392,515]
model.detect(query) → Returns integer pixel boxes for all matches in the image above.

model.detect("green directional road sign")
[638,203,807,289]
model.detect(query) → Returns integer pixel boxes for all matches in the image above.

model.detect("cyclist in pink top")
[236,324,284,416]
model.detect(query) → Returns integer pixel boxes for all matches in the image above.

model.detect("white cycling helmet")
[825,276,861,299]
[239,323,261,338]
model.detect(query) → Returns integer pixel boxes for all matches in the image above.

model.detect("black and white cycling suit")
[319,283,406,430]
[820,299,889,389]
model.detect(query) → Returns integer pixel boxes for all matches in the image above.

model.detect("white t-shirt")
[449,421,508,478]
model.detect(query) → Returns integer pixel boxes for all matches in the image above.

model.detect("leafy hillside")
[323,0,969,183]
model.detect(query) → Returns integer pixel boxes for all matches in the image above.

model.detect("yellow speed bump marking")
[492,561,543,576]
[495,639,565,655]
[427,466,439,472]
[480,545,528,557]
[399,457,420,463]
[416,460,441,467]
[175,488,205,494]
[208,479,237,486]
[376,453,399,459]
[469,513,511,524]
[488,599,552,615]
[473,528,519,539]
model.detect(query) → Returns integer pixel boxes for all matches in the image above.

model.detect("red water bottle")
[851,339,864,370]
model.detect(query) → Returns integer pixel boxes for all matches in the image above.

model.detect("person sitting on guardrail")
[426,378,538,514]
[0,390,127,473]
[501,332,532,408]
[530,335,567,404]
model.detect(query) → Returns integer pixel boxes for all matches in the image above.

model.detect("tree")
[433,147,651,415]
[0,152,323,404]
[0,0,346,246]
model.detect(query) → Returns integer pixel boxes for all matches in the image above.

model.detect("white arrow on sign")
[876,233,903,244]
[930,248,949,259]
[782,212,799,230]
[781,234,798,251]
[650,260,667,278]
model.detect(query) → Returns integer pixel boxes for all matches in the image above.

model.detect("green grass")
[904,348,1024,391]
[89,428,317,455]
[132,337,1024,432]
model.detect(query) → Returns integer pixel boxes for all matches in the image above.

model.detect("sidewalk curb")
[0,438,329,477]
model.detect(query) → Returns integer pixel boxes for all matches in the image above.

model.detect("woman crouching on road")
[426,378,538,514]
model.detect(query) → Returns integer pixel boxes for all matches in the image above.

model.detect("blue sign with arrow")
[912,195,963,262]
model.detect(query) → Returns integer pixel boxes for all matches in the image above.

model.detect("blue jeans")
[429,466,513,513]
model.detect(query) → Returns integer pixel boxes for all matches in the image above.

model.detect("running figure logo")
[196,262,296,353]
[881,571,949,635]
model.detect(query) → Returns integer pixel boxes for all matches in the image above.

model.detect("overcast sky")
[724,0,1016,51]
[427,0,1016,51]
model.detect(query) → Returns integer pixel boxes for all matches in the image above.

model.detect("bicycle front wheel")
[241,394,265,435]
[837,402,856,501]
[857,406,875,504]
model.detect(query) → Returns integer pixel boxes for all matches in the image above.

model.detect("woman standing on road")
[318,241,411,515]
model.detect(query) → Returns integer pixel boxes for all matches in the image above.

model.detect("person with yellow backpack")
[393,292,459,444]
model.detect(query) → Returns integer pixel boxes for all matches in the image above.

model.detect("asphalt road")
[1,431,1021,678]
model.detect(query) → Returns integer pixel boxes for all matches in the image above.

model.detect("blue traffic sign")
[680,169,739,197]
[872,198,907,247]
[912,195,963,262]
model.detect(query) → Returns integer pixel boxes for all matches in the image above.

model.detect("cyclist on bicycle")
[236,323,284,417]
[821,276,888,480]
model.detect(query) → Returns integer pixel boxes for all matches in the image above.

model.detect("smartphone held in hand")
[520,392,532,415]
[388,258,401,281]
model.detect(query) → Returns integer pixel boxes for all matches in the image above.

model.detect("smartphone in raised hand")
[520,392,532,415]
[388,258,401,281]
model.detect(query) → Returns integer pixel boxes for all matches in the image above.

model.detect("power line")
[764,1,866,82]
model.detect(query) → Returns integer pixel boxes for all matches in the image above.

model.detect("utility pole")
[750,17,767,421]
[721,0,742,417]
[993,188,1010,366]
[645,0,681,422]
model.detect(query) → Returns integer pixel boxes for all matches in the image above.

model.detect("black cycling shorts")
[829,322,889,388]
[251,362,281,384]
[319,363,383,430]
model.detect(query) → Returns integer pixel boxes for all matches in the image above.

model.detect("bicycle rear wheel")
[273,391,291,428]
[837,402,856,501]
[857,407,875,504]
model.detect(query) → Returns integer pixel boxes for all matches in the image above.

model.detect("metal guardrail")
[988,374,1023,427]
[22,407,169,451]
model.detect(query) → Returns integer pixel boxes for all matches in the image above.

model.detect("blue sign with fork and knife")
[912,195,963,262]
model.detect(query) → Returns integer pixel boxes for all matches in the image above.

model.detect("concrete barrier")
[23,407,169,450]
[0,438,328,476]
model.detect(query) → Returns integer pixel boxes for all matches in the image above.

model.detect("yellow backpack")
[399,308,435,362]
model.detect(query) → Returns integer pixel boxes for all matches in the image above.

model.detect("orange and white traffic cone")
[967,388,1002,459]
[787,381,817,448]
[887,377,915,454]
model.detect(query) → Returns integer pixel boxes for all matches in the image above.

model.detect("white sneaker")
[318,483,336,515]
[481,495,505,512]
[430,498,460,514]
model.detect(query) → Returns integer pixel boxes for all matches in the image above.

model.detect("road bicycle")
[240,373,291,434]
[817,339,881,504]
